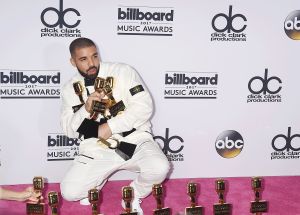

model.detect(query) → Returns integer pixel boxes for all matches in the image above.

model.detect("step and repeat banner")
[0,0,299,185]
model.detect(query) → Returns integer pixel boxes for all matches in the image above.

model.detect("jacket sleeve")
[60,83,90,138]
[107,65,153,134]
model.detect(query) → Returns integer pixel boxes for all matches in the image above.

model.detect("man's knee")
[148,156,170,177]
[156,158,170,176]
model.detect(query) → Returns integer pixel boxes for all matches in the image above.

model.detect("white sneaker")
[121,198,143,214]
[79,197,90,205]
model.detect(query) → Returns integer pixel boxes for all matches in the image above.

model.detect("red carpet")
[1,176,299,214]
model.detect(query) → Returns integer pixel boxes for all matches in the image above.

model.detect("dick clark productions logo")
[247,68,282,103]
[154,128,184,162]
[40,0,82,37]
[211,5,247,42]
[271,127,300,160]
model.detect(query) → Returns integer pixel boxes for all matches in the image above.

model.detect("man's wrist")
[98,123,112,140]
[84,103,90,113]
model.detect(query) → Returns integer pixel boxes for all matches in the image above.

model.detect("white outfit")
[60,62,170,201]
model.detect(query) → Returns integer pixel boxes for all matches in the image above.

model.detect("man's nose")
[88,58,95,67]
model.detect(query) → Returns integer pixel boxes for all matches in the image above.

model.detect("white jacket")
[61,62,153,140]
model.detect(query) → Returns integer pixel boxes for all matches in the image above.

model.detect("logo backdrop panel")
[0,0,299,184]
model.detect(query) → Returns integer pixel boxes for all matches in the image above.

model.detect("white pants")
[60,132,170,201]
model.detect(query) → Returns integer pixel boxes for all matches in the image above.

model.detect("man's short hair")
[69,37,96,56]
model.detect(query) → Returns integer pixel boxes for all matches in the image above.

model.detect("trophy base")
[120,212,138,215]
[26,202,45,215]
[250,200,268,213]
[50,207,58,215]
[185,206,203,215]
[153,207,171,215]
[213,203,231,215]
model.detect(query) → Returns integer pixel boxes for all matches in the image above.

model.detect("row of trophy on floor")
[26,177,268,215]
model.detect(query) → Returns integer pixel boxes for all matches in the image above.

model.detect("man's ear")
[70,57,76,67]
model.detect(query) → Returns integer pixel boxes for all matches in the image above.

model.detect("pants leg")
[60,148,123,201]
[123,141,170,199]
[60,135,170,201]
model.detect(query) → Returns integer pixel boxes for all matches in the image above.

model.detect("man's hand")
[98,123,112,140]
[85,91,105,113]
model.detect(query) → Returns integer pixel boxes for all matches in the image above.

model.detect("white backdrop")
[0,0,299,185]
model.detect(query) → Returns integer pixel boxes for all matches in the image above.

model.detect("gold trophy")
[26,177,45,215]
[105,76,114,89]
[121,186,138,215]
[94,76,125,117]
[91,77,114,119]
[90,77,105,120]
[185,182,203,215]
[73,81,85,104]
[94,77,106,93]
[90,100,106,120]
[104,76,127,118]
[48,191,59,215]
[250,177,268,214]
[213,179,231,215]
[103,77,116,107]
[88,188,102,215]
[152,184,171,215]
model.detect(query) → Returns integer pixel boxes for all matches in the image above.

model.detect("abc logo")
[41,0,81,28]
[248,69,282,95]
[215,130,244,158]
[284,10,300,40]
[212,5,247,33]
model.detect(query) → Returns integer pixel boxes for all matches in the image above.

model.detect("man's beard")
[77,66,100,80]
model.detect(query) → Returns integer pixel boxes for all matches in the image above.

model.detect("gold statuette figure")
[88,188,102,215]
[250,177,268,214]
[121,186,137,215]
[185,182,203,215]
[152,184,171,215]
[48,191,59,215]
[26,177,45,215]
[213,179,231,215]
[73,81,85,104]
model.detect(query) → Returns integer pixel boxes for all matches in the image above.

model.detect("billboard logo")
[40,0,81,37]
[211,5,247,42]
[118,8,174,21]
[47,134,80,161]
[0,72,60,84]
[117,6,174,36]
[247,68,282,103]
[154,128,184,162]
[164,72,218,99]
[284,10,300,40]
[0,70,60,99]
[48,135,80,147]
[215,130,244,158]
